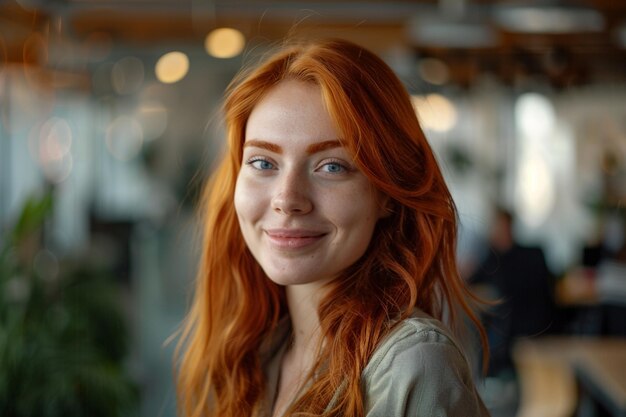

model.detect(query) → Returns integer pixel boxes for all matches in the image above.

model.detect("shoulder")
[361,312,489,417]
[363,313,469,385]
[364,314,462,375]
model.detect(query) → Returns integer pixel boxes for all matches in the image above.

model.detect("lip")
[264,228,327,249]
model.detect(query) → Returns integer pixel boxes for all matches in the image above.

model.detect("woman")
[176,38,489,417]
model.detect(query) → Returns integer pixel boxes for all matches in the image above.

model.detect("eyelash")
[246,157,275,170]
[317,159,350,174]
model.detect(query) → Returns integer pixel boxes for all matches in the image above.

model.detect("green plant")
[0,193,138,417]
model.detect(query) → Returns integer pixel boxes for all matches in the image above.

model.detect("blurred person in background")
[469,207,555,378]
[577,213,626,336]
[175,39,490,417]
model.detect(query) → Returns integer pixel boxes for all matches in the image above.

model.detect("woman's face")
[234,80,387,288]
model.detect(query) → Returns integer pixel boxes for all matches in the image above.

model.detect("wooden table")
[574,340,626,417]
[513,337,626,417]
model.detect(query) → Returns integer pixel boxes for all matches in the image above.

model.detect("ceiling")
[1,0,626,89]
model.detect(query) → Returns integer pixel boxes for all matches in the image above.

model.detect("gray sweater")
[260,310,490,416]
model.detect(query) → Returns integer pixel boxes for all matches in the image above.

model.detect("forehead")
[244,80,341,147]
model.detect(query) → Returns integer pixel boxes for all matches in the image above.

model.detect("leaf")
[0,193,139,417]
[10,192,53,245]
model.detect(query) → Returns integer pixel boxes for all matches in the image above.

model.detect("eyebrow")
[306,140,342,155]
[243,140,282,153]
[243,139,343,155]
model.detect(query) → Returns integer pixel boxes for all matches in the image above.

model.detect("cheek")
[234,175,271,228]
[233,176,255,224]
[324,186,381,232]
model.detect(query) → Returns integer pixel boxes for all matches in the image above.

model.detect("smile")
[264,229,327,249]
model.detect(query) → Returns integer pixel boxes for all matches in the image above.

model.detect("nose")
[271,170,313,215]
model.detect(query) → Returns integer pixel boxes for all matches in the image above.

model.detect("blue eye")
[247,158,275,170]
[323,162,344,173]
[319,160,350,174]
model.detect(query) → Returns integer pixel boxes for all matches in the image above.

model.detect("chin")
[264,274,310,287]
[263,269,332,288]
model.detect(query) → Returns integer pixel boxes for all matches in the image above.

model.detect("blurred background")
[1,0,625,416]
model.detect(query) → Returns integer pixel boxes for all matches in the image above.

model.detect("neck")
[285,283,325,358]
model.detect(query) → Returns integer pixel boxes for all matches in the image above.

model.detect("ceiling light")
[494,6,604,34]
[205,28,245,59]
[155,51,189,84]
[408,13,498,49]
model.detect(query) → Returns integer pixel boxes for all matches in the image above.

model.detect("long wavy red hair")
[176,38,486,417]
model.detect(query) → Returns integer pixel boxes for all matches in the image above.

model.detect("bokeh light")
[205,28,245,58]
[412,93,458,132]
[39,117,72,159]
[515,92,556,138]
[29,117,74,183]
[516,155,555,228]
[155,51,189,84]
[418,58,450,85]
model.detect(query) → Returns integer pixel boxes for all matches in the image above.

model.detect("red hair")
[176,38,486,417]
